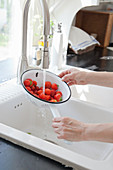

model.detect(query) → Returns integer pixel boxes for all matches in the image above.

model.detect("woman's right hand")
[59,68,88,86]
[52,117,86,142]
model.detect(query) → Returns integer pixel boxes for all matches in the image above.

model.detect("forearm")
[84,123,113,143]
[85,71,113,88]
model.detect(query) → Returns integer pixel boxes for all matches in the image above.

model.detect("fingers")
[53,124,74,140]
[68,81,76,86]
[52,118,70,139]
[52,117,85,141]
[52,117,72,130]
[52,122,60,128]
[58,69,79,86]
[52,117,67,129]
[52,117,70,124]
[62,73,76,84]
[58,68,79,78]
[52,117,62,122]
[58,70,71,78]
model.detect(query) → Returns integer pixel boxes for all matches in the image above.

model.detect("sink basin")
[71,84,113,110]
[1,79,113,170]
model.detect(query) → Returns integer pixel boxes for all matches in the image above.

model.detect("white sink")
[1,79,113,170]
[71,84,113,110]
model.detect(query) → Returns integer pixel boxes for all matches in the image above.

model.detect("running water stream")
[43,69,46,94]
[37,69,71,144]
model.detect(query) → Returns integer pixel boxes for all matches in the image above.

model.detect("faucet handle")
[42,49,49,69]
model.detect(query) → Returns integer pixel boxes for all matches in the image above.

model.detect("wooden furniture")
[75,10,113,47]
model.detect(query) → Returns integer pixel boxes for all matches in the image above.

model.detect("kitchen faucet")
[17,0,50,83]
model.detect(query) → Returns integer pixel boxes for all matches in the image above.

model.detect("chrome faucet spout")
[40,0,50,36]
[22,0,31,59]
[17,0,50,83]
[40,0,50,69]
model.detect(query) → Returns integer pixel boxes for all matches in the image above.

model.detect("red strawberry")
[37,90,43,95]
[45,81,52,89]
[40,86,43,90]
[34,94,39,98]
[50,99,57,102]
[29,80,33,87]
[54,93,62,101]
[39,93,46,100]
[26,86,31,91]
[29,90,34,94]
[31,85,35,91]
[45,88,51,95]
[56,91,62,96]
[33,80,37,86]
[36,86,39,90]
[51,83,58,90]
[50,89,56,97]
[34,90,38,94]
[45,95,51,101]
[24,80,30,86]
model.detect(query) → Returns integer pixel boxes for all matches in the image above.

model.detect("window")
[0,0,22,82]
[0,0,55,83]
[0,0,22,59]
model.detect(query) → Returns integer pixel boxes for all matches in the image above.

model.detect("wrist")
[82,124,96,141]
[76,71,91,85]
[85,71,97,85]
[77,71,95,85]
[78,123,91,141]
[83,123,103,141]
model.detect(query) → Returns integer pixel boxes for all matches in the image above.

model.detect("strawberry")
[45,88,51,95]
[54,93,62,101]
[29,90,34,94]
[34,94,39,98]
[29,80,33,87]
[24,80,30,86]
[50,89,56,97]
[51,83,58,90]
[39,93,46,100]
[31,85,35,91]
[45,95,51,101]
[26,86,31,91]
[36,86,39,90]
[33,80,37,86]
[56,91,62,96]
[40,86,43,90]
[45,81,52,89]
[37,90,43,95]
[34,90,38,94]
[50,99,57,102]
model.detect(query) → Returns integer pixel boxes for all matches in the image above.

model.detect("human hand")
[52,117,86,142]
[52,117,113,143]
[58,68,88,86]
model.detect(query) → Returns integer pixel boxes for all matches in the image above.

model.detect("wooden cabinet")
[75,10,113,47]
